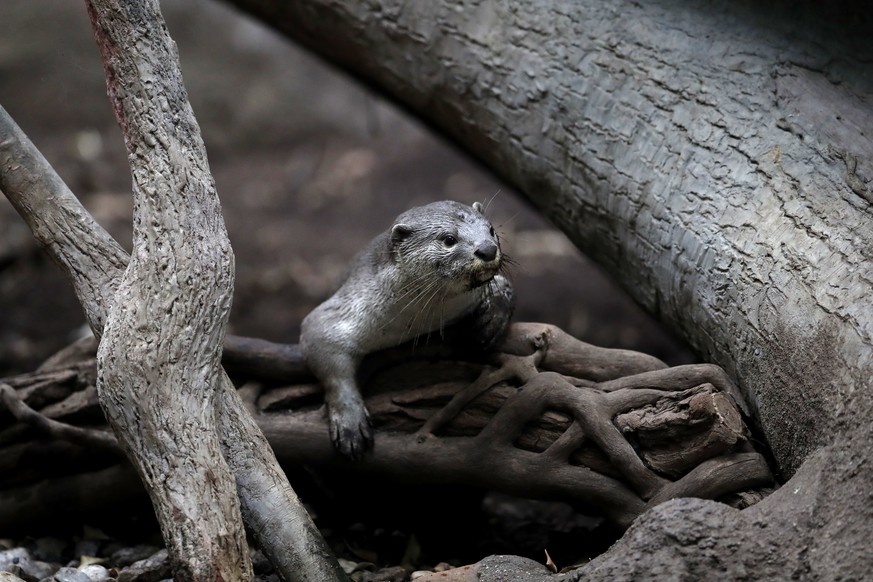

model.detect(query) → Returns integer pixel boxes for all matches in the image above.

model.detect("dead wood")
[0,383,118,453]
[223,0,873,485]
[0,322,774,532]
[1,8,346,575]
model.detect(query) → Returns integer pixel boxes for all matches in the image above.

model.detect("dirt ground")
[0,0,697,571]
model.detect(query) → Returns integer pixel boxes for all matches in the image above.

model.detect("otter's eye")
[489,226,495,237]
[442,234,458,247]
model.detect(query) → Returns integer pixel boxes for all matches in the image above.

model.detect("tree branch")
[0,106,127,337]
[0,382,119,453]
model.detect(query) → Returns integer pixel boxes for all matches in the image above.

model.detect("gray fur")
[300,200,514,459]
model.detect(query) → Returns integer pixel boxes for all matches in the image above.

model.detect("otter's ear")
[473,201,484,214]
[391,223,413,245]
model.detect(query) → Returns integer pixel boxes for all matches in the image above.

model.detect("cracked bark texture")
[2,1,345,580]
[220,0,873,578]
[227,0,872,479]
[85,1,345,579]
[86,0,250,579]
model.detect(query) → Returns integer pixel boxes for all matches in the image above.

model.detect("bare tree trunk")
[215,0,873,579]
[1,1,345,580]
[225,0,872,477]
[85,1,251,578]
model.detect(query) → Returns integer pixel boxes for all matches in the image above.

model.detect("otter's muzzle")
[470,241,501,287]
[474,241,498,262]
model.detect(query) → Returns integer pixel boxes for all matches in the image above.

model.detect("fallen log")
[0,322,774,532]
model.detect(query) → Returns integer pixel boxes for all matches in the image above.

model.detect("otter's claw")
[468,274,515,351]
[329,405,373,460]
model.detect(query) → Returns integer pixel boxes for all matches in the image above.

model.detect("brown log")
[0,323,774,533]
[615,384,748,478]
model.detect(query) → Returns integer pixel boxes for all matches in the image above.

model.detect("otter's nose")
[474,241,498,262]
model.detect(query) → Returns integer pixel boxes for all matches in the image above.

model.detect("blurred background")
[0,0,693,376]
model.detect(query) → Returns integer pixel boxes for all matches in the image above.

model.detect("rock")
[0,572,27,582]
[0,547,56,582]
[76,565,111,582]
[0,548,29,571]
[116,549,171,582]
[412,564,477,582]
[360,565,410,581]
[418,555,555,582]
[107,546,160,569]
[71,540,101,562]
[52,567,91,582]
[24,559,59,581]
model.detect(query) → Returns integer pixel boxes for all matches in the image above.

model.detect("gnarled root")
[0,323,774,532]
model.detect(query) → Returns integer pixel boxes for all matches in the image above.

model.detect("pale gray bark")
[227,0,873,478]
[1,1,345,580]
[227,0,870,476]
[85,0,250,578]
[219,0,873,578]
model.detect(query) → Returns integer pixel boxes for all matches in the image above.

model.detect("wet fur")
[300,201,514,459]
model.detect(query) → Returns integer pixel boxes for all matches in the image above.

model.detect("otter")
[301,201,514,459]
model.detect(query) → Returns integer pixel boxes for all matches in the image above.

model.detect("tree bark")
[1,2,345,580]
[225,0,873,478]
[214,0,873,578]
[85,2,251,578]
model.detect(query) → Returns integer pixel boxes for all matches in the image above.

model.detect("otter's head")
[389,201,504,293]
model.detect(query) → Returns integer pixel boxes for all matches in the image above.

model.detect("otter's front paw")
[469,275,515,351]
[329,404,373,460]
